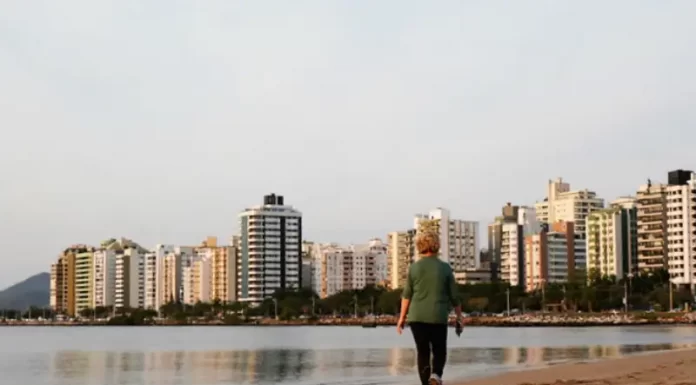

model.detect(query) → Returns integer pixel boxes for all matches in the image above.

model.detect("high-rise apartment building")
[74,249,95,314]
[154,245,197,308]
[182,255,211,305]
[524,222,585,292]
[414,208,479,270]
[585,198,638,280]
[160,251,181,305]
[636,182,668,272]
[196,236,237,303]
[351,238,388,288]
[93,245,117,309]
[664,171,696,289]
[637,170,696,289]
[311,239,389,297]
[142,252,158,310]
[50,248,77,316]
[311,243,351,298]
[488,204,540,287]
[114,246,146,309]
[387,230,415,290]
[535,178,604,237]
[154,245,174,308]
[239,193,302,302]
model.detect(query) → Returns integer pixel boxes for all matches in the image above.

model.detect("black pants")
[410,322,448,385]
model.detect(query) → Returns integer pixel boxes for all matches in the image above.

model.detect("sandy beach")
[457,348,696,385]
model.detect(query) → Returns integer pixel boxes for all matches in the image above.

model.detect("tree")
[467,297,489,312]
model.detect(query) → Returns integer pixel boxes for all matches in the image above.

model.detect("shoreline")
[2,317,696,327]
[455,347,696,385]
[2,311,696,327]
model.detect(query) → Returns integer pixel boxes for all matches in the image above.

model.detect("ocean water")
[1,325,696,385]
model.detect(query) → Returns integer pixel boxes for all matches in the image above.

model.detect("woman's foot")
[428,374,443,385]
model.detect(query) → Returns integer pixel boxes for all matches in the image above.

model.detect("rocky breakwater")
[462,312,696,327]
[257,316,399,326]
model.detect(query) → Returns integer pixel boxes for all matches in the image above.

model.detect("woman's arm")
[397,266,414,333]
[398,298,411,324]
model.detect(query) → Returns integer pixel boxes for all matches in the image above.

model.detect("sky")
[2,1,696,288]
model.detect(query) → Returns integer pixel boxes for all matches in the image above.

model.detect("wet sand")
[457,348,696,385]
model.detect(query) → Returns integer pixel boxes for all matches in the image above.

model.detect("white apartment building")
[665,177,696,288]
[387,230,415,290]
[501,222,522,286]
[90,238,147,310]
[310,239,389,298]
[636,170,696,290]
[373,251,388,284]
[535,178,604,237]
[311,243,350,298]
[414,208,479,270]
[239,193,302,302]
[92,248,116,308]
[351,238,388,288]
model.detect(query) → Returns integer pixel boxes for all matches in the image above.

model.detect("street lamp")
[505,287,510,315]
[624,273,633,313]
[540,279,546,311]
[272,298,278,320]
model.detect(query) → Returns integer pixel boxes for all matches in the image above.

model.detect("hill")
[0,273,50,310]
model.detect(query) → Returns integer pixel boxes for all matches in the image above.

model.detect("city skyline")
[6,170,693,291]
[4,2,696,287]
[46,168,696,317]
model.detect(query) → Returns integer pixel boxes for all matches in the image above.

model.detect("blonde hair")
[416,231,440,255]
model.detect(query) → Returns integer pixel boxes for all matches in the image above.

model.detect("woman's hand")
[396,318,406,334]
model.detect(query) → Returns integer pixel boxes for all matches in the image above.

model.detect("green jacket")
[402,256,460,324]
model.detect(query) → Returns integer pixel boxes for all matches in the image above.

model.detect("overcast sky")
[1,1,696,288]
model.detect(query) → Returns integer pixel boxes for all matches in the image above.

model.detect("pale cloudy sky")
[1,1,696,288]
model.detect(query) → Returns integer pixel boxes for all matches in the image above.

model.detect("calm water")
[2,325,696,385]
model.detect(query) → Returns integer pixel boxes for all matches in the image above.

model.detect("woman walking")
[397,230,462,385]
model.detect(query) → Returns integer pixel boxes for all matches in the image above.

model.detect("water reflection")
[44,342,694,385]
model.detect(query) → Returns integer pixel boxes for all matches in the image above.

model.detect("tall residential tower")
[238,194,302,303]
[535,178,604,237]
[413,208,479,270]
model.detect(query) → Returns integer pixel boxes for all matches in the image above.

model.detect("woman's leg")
[409,322,431,385]
[429,323,448,379]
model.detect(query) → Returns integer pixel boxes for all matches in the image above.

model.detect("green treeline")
[4,269,690,325]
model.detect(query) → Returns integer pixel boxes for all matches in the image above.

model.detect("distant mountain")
[0,273,50,310]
